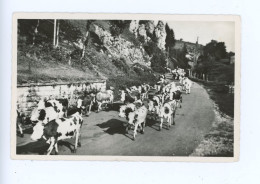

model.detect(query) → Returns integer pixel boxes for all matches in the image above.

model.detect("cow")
[94,90,114,112]
[147,99,160,120]
[81,94,95,116]
[125,105,148,140]
[30,112,83,155]
[121,90,140,104]
[118,103,136,118]
[17,110,24,137]
[30,106,59,129]
[158,100,177,130]
[140,84,150,100]
[130,86,138,92]
[46,100,65,118]
[31,99,67,124]
[170,90,182,108]
[183,77,192,94]
[129,105,148,140]
[30,106,59,141]
[56,98,69,117]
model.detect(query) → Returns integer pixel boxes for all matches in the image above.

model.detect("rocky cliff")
[88,20,167,67]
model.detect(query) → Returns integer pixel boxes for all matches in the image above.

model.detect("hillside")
[17,20,176,87]
[17,19,235,89]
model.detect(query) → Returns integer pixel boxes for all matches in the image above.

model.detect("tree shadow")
[96,118,133,140]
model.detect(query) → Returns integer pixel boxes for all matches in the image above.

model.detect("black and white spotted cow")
[17,110,24,137]
[30,106,59,127]
[158,100,177,130]
[46,100,66,118]
[30,112,83,155]
[119,105,148,140]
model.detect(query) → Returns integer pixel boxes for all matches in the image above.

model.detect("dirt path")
[17,82,215,156]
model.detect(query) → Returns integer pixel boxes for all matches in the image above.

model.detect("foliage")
[165,23,175,52]
[109,20,131,37]
[204,40,227,60]
[150,47,167,73]
[59,20,83,44]
[111,57,130,73]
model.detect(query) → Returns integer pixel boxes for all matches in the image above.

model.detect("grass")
[190,78,234,157]
[191,78,234,117]
[190,107,234,157]
[17,53,104,84]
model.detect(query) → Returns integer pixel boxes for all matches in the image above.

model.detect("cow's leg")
[46,137,55,155]
[172,111,176,125]
[77,131,82,148]
[141,120,145,134]
[159,118,163,131]
[54,141,59,155]
[168,116,172,129]
[18,123,24,137]
[125,124,129,134]
[98,102,102,112]
[73,130,80,153]
[88,101,93,115]
[133,124,138,140]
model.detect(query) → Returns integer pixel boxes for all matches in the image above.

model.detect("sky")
[167,21,235,52]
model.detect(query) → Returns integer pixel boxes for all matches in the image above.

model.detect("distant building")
[230,55,235,64]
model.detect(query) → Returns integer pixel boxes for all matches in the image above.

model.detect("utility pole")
[55,20,59,48]
[53,19,56,47]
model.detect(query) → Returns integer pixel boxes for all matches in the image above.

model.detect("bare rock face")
[145,20,155,34]
[138,24,147,41]
[88,20,167,66]
[90,22,148,65]
[129,20,139,38]
[154,21,166,50]
[89,24,112,46]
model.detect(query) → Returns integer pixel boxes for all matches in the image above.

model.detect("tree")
[150,45,167,73]
[165,23,175,66]
[204,40,227,60]
[110,20,131,37]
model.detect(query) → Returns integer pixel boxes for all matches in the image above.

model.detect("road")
[17,82,215,156]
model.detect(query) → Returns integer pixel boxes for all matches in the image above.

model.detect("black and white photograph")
[12,14,240,161]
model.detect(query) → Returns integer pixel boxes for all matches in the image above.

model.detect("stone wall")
[17,80,106,117]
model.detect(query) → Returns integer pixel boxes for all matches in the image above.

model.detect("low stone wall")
[17,80,106,117]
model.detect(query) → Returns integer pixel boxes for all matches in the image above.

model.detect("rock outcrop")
[89,22,148,65]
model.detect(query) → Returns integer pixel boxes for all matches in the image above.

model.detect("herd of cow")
[16,69,193,155]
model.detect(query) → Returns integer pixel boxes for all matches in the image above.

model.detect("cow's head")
[31,122,44,141]
[118,105,134,120]
[38,107,58,125]
[30,108,40,123]
[118,105,127,118]
[71,112,83,125]
[128,112,138,125]
[148,100,154,112]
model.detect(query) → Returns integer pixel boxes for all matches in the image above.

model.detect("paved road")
[17,82,215,156]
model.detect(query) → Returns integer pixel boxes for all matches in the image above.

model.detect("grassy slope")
[17,52,105,84]
[190,78,234,157]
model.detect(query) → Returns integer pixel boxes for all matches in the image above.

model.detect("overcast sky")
[167,21,235,52]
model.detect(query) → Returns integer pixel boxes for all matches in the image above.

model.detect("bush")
[111,57,129,73]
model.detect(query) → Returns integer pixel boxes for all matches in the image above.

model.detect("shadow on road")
[146,116,174,131]
[16,139,49,155]
[17,139,77,155]
[105,102,124,112]
[96,118,134,140]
